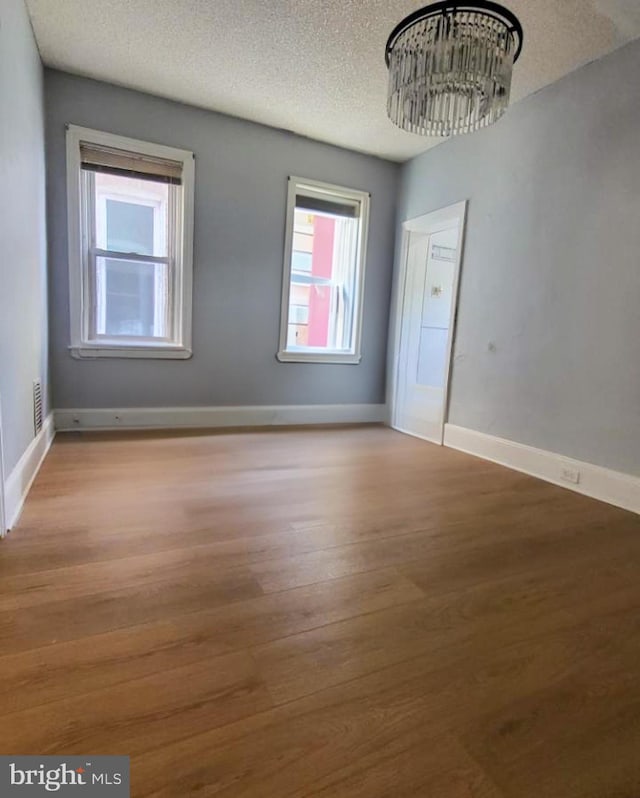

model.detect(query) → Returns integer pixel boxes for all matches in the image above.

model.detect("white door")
[392,203,466,444]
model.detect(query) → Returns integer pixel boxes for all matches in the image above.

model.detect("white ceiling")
[25,0,640,162]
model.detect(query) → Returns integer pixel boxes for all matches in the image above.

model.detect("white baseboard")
[54,404,387,432]
[444,424,640,515]
[4,413,56,534]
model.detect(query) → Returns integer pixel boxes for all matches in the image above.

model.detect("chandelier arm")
[384,0,524,66]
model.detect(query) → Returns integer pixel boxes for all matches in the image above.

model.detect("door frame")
[0,395,6,537]
[388,200,468,444]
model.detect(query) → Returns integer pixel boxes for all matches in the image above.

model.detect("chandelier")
[385,1,524,137]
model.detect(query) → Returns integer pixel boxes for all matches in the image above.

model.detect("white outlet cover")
[561,467,581,485]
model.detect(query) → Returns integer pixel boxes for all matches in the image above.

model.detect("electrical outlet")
[560,466,581,485]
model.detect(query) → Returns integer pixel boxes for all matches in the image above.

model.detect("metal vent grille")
[33,381,43,436]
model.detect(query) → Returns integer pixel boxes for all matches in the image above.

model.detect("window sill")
[276,349,361,365]
[70,344,192,360]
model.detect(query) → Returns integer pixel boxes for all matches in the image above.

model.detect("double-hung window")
[277,177,370,364]
[66,126,194,358]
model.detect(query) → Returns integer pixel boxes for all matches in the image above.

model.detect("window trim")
[66,125,195,359]
[277,176,370,365]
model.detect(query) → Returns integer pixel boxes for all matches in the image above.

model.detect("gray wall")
[0,0,49,474]
[45,70,399,410]
[397,39,640,476]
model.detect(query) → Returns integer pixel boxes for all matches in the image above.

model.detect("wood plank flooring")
[1,426,639,797]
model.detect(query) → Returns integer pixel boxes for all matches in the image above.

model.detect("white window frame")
[277,176,370,365]
[66,125,195,359]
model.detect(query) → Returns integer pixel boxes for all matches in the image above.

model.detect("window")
[277,177,370,363]
[66,126,194,358]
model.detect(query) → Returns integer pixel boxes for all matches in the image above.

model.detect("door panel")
[417,326,449,386]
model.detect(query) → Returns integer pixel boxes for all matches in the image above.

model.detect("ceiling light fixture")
[385,1,524,137]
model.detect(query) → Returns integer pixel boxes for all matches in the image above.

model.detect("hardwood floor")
[1,425,639,797]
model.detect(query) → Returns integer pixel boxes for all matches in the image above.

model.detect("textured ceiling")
[25,0,640,161]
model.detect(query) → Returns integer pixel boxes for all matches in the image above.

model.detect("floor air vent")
[33,380,43,435]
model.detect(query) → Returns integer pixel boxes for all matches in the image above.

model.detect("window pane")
[291,251,312,273]
[106,200,154,254]
[292,231,313,253]
[95,172,168,257]
[285,207,360,352]
[96,257,168,338]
